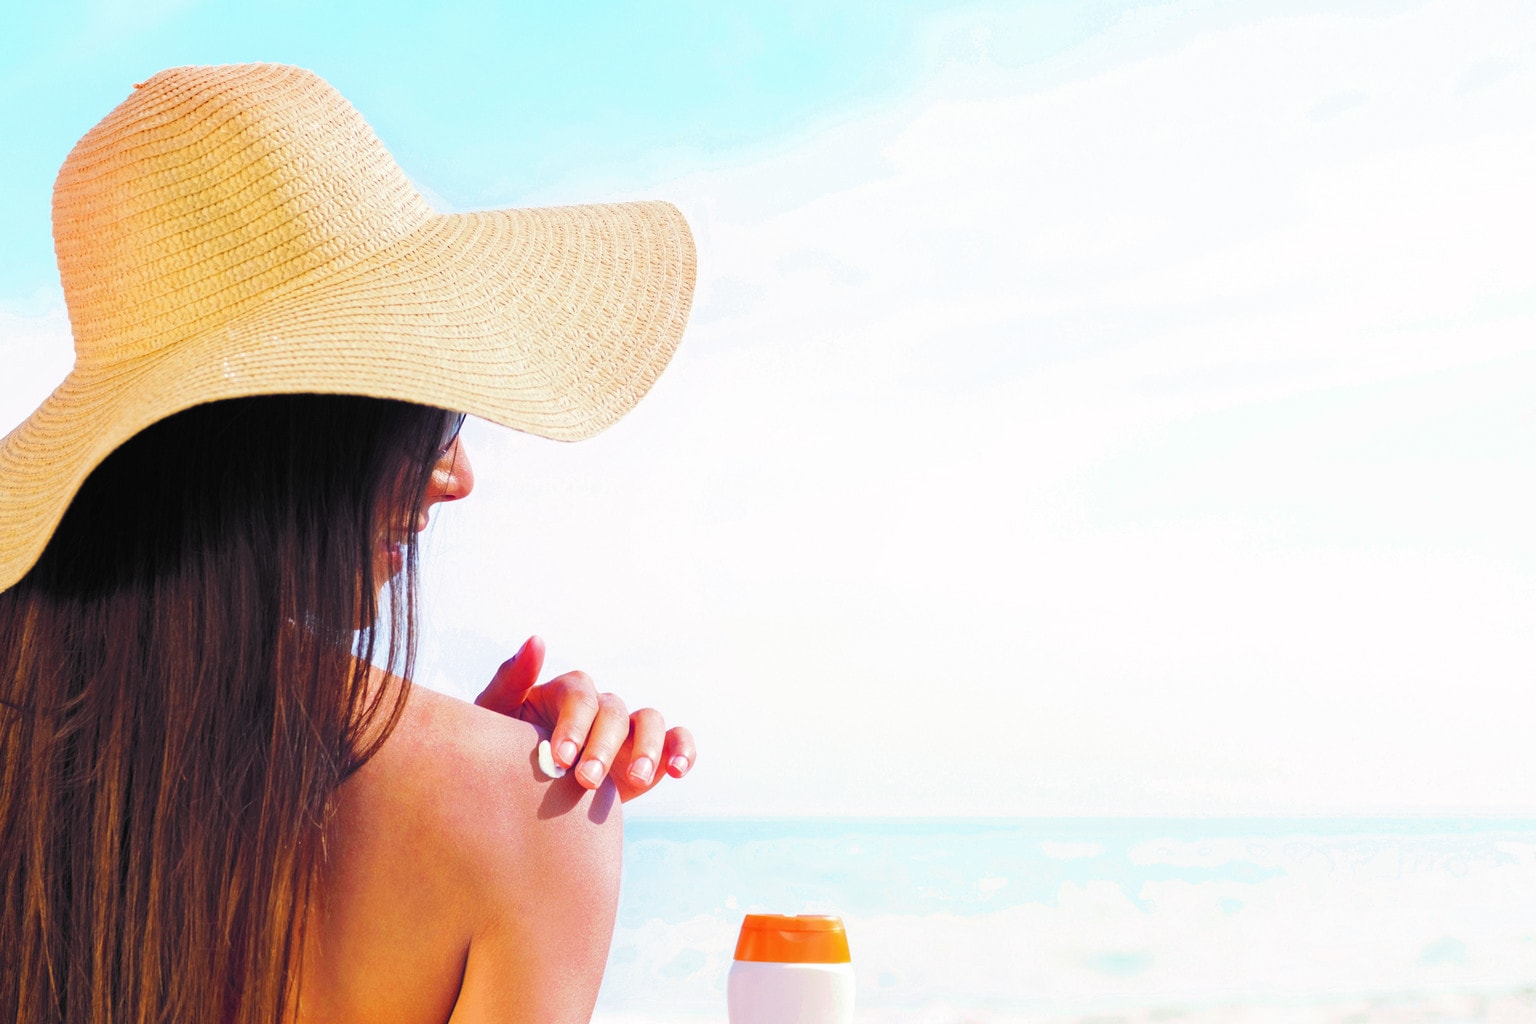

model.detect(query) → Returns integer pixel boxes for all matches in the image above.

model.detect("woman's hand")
[473,636,695,803]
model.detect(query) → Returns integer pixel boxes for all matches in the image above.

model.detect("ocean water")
[593,818,1536,1023]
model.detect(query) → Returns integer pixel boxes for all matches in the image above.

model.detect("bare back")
[296,683,623,1024]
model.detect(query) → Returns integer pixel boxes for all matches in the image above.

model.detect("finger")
[474,636,545,715]
[572,692,629,790]
[617,721,695,803]
[662,725,696,778]
[621,707,668,789]
[545,670,601,769]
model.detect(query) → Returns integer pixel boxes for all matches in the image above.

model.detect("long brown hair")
[0,394,451,1023]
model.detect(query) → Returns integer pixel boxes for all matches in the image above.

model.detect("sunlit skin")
[380,425,695,800]
[375,432,476,586]
[297,426,697,1021]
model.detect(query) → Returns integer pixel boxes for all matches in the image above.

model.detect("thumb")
[474,635,545,714]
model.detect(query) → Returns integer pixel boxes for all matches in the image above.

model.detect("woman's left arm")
[473,635,696,803]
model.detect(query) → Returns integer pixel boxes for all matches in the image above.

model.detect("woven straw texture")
[0,64,696,592]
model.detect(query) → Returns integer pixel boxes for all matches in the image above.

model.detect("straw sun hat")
[0,63,696,593]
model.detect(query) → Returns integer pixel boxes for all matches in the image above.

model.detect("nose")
[427,437,475,505]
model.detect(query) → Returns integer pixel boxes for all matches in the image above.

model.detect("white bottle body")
[727,960,855,1024]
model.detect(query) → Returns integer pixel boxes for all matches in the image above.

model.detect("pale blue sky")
[0,0,1145,300]
[3,0,1534,817]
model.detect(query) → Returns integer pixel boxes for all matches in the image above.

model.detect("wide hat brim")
[0,198,695,592]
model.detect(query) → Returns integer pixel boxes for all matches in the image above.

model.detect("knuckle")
[569,689,601,716]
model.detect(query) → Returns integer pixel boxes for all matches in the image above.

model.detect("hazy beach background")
[595,817,1536,1023]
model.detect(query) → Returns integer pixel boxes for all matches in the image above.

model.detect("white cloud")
[417,0,1536,817]
[0,296,72,436]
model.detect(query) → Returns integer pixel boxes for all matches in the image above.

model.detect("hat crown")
[53,64,434,365]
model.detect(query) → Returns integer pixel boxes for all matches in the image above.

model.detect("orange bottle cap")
[733,914,851,964]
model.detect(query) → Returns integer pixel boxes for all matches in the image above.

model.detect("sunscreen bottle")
[727,914,854,1024]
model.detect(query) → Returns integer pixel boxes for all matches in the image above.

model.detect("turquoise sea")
[595,818,1536,1023]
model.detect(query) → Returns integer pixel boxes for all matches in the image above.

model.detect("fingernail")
[536,739,566,780]
[629,757,654,785]
[557,740,579,767]
[578,759,605,786]
[668,755,690,776]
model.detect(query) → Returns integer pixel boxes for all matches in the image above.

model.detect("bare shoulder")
[298,683,623,1024]
[373,683,623,853]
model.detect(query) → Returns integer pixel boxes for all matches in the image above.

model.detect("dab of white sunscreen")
[727,914,854,1024]
[536,739,566,779]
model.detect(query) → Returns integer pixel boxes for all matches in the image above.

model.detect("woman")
[0,64,697,1023]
